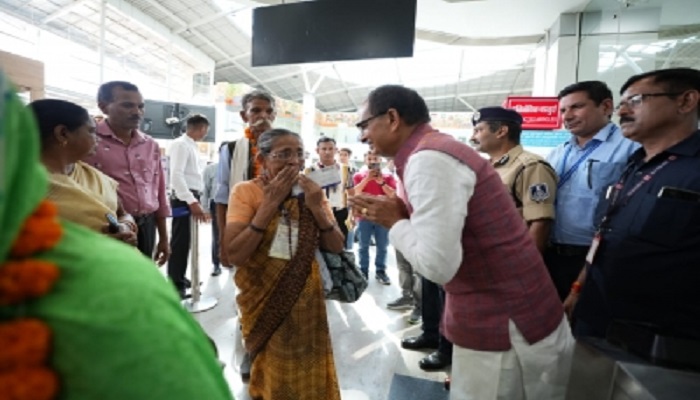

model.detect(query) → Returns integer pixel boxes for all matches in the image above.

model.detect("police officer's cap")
[472,106,523,127]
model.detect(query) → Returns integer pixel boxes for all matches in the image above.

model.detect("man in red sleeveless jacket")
[351,85,574,399]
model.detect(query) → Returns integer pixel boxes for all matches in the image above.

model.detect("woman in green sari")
[0,72,232,399]
[225,128,344,400]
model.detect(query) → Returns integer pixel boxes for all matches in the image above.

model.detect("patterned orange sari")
[228,181,340,400]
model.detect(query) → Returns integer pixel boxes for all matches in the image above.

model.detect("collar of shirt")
[317,161,338,170]
[97,120,147,145]
[565,122,616,150]
[492,144,524,167]
[631,129,700,164]
[181,134,198,148]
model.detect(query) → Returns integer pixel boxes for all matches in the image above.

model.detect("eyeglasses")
[615,92,683,111]
[268,150,307,161]
[355,111,387,131]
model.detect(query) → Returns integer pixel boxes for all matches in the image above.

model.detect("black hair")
[187,114,209,129]
[621,67,700,96]
[366,85,431,126]
[557,81,613,106]
[28,99,90,150]
[339,147,352,155]
[241,90,275,110]
[257,128,302,156]
[485,121,522,145]
[317,136,336,146]
[97,81,140,104]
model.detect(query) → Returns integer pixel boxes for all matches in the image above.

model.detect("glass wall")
[579,0,700,97]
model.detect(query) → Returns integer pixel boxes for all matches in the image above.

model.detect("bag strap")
[244,198,319,360]
[227,141,236,169]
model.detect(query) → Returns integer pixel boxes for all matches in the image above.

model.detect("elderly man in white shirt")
[167,114,210,299]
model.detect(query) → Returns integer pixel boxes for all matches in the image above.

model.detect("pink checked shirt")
[83,120,170,218]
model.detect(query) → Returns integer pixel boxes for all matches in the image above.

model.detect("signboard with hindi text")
[505,96,561,130]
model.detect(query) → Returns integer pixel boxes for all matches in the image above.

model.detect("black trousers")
[135,213,156,259]
[167,194,199,291]
[332,207,349,243]
[210,200,220,268]
[543,247,588,301]
[421,277,453,357]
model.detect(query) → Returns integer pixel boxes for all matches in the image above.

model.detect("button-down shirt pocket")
[136,154,158,183]
[629,194,700,247]
[588,161,625,194]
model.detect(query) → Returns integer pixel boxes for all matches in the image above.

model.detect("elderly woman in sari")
[29,99,137,245]
[225,128,344,400]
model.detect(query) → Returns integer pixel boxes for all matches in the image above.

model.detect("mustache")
[620,117,635,124]
[251,119,272,127]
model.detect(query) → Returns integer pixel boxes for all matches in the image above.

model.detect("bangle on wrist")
[248,223,265,234]
[570,280,583,295]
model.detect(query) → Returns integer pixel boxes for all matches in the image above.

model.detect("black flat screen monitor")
[252,0,417,67]
[140,100,216,143]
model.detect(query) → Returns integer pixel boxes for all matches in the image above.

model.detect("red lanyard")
[600,154,676,229]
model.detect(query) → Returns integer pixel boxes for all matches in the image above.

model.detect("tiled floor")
[183,224,450,400]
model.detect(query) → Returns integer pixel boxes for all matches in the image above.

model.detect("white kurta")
[390,150,574,400]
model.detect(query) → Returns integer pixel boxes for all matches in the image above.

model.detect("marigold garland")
[245,127,263,178]
[0,260,60,306]
[0,319,51,369]
[0,368,59,400]
[9,201,62,259]
[0,200,62,400]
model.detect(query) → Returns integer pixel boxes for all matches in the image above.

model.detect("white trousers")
[450,317,574,400]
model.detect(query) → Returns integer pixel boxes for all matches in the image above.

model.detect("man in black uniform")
[568,68,700,340]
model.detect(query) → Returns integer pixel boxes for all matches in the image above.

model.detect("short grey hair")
[257,128,302,156]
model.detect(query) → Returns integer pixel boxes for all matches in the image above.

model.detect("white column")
[98,0,106,83]
[301,92,317,149]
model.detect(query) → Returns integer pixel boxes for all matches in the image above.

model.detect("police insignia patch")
[529,183,549,202]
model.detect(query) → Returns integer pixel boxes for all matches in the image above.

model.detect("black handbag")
[320,251,368,303]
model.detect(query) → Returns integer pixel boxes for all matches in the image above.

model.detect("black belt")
[133,213,154,226]
[549,243,589,256]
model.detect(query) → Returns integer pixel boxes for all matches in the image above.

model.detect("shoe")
[408,308,422,324]
[361,270,369,280]
[183,278,192,289]
[419,351,452,371]
[375,272,391,285]
[211,266,222,276]
[401,334,439,350]
[177,288,191,300]
[240,352,251,381]
[387,296,413,310]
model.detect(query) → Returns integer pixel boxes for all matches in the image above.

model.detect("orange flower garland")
[0,200,62,400]
[245,127,263,178]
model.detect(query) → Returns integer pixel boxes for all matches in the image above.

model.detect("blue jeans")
[357,219,388,275]
[345,226,355,250]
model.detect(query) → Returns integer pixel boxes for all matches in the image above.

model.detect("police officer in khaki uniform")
[470,106,557,253]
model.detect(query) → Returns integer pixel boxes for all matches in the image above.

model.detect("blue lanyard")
[557,126,614,189]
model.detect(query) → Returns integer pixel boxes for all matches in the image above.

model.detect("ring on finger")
[361,207,368,216]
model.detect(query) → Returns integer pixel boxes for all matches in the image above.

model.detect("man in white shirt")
[305,137,354,242]
[167,114,210,298]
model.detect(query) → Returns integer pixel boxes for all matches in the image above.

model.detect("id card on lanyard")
[269,206,299,260]
[585,154,676,264]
